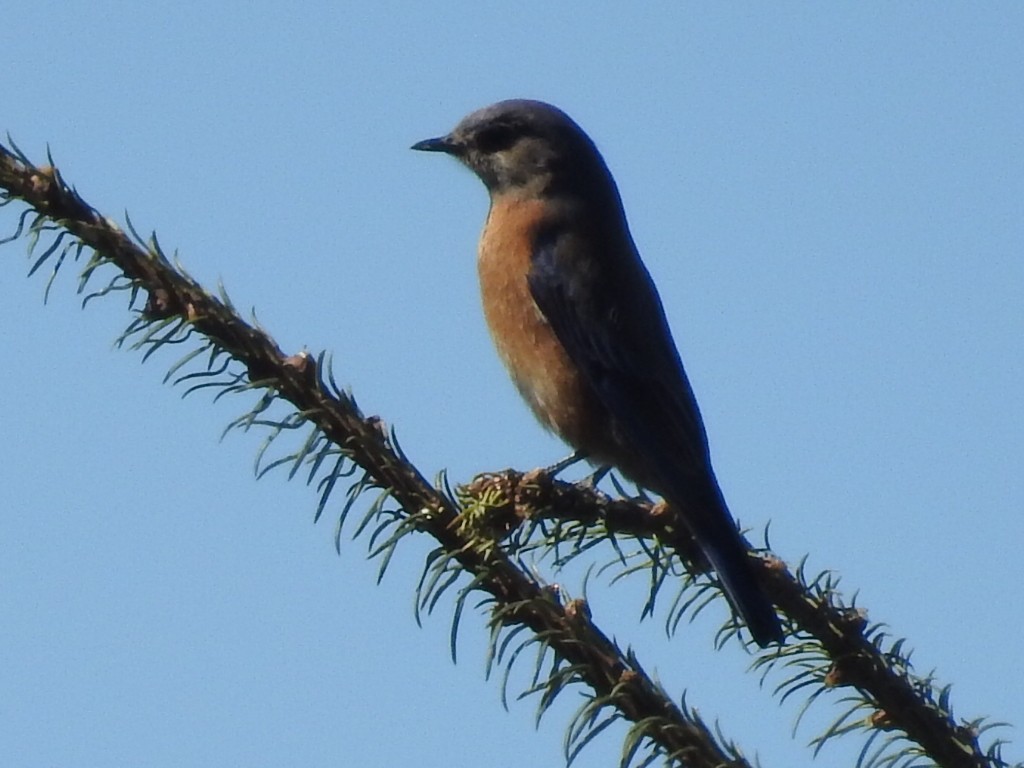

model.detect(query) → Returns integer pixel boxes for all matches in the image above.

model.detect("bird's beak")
[411,135,458,154]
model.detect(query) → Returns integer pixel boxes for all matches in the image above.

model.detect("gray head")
[412,99,619,201]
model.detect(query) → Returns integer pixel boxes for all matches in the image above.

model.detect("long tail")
[693,515,782,647]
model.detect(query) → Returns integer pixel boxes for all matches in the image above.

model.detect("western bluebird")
[413,99,783,647]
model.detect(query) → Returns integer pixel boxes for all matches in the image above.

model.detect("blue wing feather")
[527,231,782,646]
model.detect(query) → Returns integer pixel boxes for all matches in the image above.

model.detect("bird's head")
[412,99,615,200]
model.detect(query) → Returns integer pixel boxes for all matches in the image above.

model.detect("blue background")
[2,4,1021,766]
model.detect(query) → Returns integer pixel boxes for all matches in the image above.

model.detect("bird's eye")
[474,123,518,153]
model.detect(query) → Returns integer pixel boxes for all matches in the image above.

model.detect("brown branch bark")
[1,144,758,768]
[1,142,1003,768]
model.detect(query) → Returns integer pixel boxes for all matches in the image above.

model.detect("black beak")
[411,135,458,154]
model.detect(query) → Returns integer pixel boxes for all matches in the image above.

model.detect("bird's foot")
[541,449,589,479]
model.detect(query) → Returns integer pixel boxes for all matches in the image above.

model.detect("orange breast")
[476,197,612,459]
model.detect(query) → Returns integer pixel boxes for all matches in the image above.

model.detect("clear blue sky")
[2,4,1021,767]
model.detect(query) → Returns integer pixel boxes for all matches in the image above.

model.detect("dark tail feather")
[700,528,783,647]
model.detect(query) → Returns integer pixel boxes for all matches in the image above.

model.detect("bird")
[412,99,783,647]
